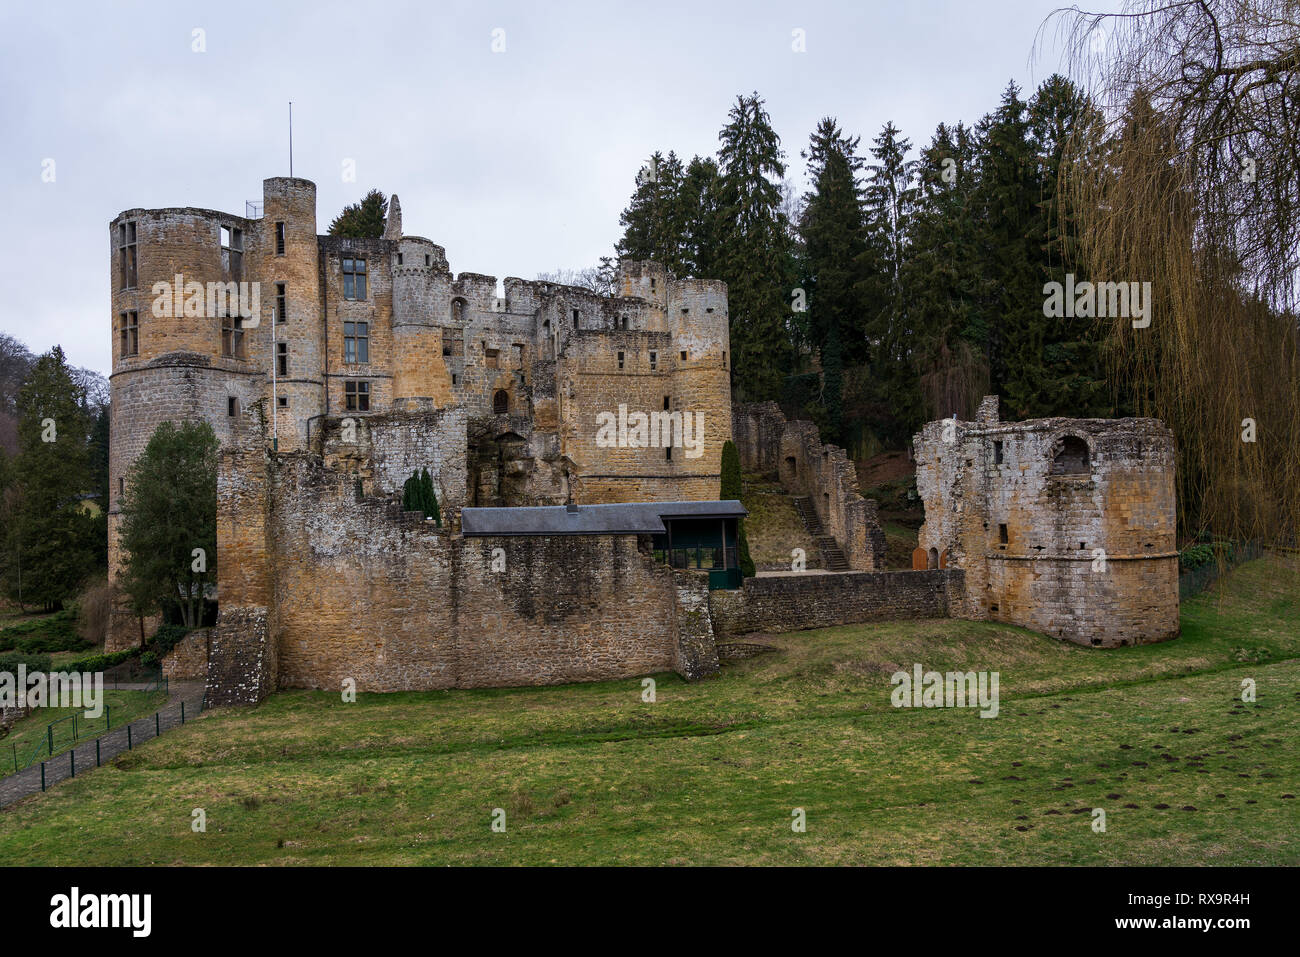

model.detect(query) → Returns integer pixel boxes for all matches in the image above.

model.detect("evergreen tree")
[715,92,797,402]
[328,189,388,238]
[117,420,218,630]
[1,347,100,611]
[1023,74,1111,417]
[905,121,991,422]
[719,440,754,577]
[973,82,1040,412]
[616,151,686,273]
[857,121,918,444]
[798,118,868,361]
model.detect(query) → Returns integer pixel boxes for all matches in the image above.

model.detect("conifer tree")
[715,93,796,402]
[719,440,754,577]
[328,189,388,238]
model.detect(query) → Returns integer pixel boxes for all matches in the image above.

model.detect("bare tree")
[1046,0,1300,544]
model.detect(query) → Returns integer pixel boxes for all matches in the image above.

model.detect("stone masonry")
[913,395,1179,647]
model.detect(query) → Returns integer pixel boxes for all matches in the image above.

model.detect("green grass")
[739,471,820,571]
[1,690,169,772]
[1,555,1296,866]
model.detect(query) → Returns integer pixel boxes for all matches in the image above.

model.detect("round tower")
[390,234,455,410]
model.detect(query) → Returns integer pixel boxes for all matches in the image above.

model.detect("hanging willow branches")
[1046,0,1300,545]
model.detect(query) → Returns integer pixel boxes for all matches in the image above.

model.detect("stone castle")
[107,176,1179,705]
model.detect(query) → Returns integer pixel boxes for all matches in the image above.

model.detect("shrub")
[0,651,53,675]
[61,648,136,674]
[76,577,114,645]
[0,609,85,653]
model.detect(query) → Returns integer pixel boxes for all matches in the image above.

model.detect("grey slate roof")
[461,500,748,537]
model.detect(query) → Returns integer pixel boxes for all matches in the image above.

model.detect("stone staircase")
[792,496,850,571]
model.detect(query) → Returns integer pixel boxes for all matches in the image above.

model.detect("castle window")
[927,547,939,569]
[1051,435,1090,474]
[451,298,467,322]
[118,221,137,289]
[343,321,369,364]
[451,374,458,385]
[425,254,431,266]
[621,315,629,329]
[277,341,289,376]
[344,380,370,411]
[993,440,1003,465]
[342,257,367,300]
[664,396,670,411]
[493,389,509,414]
[227,396,239,417]
[666,445,672,461]
[221,226,243,278]
[118,477,124,496]
[617,351,625,370]
[998,524,1009,545]
[278,396,289,408]
[572,309,580,328]
[680,350,687,361]
[722,351,726,368]
[221,314,245,358]
[649,351,657,370]
[274,221,285,255]
[397,252,404,265]
[275,282,287,323]
[120,310,138,357]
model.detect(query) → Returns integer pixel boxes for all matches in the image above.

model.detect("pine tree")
[715,93,797,402]
[973,82,1040,413]
[616,151,686,272]
[1,347,100,610]
[905,121,991,422]
[328,189,388,238]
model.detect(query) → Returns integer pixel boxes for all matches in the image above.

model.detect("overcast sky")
[0,0,1102,378]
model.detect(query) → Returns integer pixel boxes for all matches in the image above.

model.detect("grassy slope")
[739,472,820,571]
[1,690,169,771]
[0,556,1296,866]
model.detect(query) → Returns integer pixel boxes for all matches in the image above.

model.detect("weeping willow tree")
[1047,0,1300,546]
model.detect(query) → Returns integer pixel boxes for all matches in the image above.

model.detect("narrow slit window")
[275,282,287,323]
[274,221,285,255]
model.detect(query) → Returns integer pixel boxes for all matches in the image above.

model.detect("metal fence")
[0,687,204,809]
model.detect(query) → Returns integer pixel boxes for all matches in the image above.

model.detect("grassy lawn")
[0,555,1295,866]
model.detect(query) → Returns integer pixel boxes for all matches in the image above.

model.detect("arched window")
[1051,435,1091,474]
[493,389,509,414]
[451,298,466,322]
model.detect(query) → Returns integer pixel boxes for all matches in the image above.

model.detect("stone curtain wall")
[732,402,885,571]
[708,569,961,639]
[914,396,1179,648]
[207,437,719,703]
[162,628,211,681]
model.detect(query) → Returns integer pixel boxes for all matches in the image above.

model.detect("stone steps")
[793,496,850,570]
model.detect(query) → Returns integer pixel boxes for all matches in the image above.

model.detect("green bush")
[60,649,136,674]
[0,609,83,652]
[1179,543,1215,570]
[0,651,53,675]
[142,624,190,668]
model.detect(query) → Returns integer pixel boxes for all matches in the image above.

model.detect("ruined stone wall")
[206,438,718,702]
[708,569,960,639]
[162,628,210,682]
[914,396,1179,648]
[731,402,885,570]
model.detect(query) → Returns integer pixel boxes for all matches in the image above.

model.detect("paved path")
[0,681,206,809]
